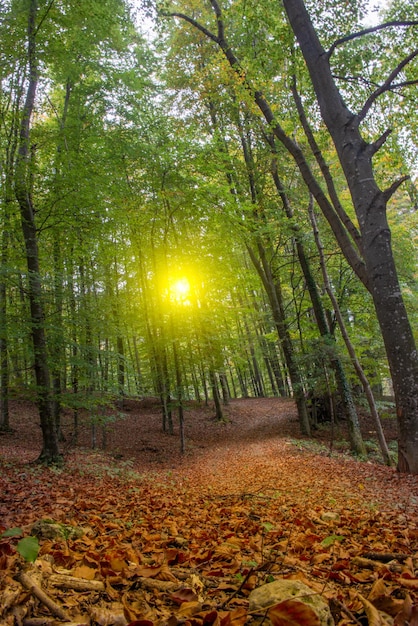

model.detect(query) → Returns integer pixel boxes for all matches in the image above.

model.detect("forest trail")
[1,397,417,625]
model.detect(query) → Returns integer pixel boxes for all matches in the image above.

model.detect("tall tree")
[282,0,418,473]
[13,0,60,462]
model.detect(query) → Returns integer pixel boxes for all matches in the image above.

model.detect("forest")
[0,0,417,624]
[0,0,417,469]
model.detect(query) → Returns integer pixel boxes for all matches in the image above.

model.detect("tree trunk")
[210,368,224,421]
[309,203,393,466]
[248,243,311,435]
[14,0,59,463]
[283,0,418,473]
[270,152,365,454]
[0,223,10,431]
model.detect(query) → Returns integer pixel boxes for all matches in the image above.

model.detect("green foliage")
[321,534,344,547]
[16,536,40,563]
[1,527,23,538]
[0,528,40,562]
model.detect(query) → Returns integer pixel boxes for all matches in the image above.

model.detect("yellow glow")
[169,277,191,304]
[172,278,190,297]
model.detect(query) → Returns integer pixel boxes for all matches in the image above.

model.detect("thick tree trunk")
[282,0,418,473]
[14,0,59,462]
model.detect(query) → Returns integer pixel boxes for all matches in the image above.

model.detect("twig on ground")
[16,571,71,622]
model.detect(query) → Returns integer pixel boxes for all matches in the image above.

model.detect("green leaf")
[1,527,23,538]
[321,534,344,547]
[16,536,40,562]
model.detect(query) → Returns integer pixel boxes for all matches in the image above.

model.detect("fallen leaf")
[170,587,199,605]
[268,600,320,626]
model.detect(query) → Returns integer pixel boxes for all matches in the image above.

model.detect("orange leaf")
[178,600,202,617]
[72,564,97,580]
[358,594,384,626]
[268,600,320,626]
[170,587,199,605]
[135,565,162,578]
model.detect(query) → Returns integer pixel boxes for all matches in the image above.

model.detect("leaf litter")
[0,397,417,625]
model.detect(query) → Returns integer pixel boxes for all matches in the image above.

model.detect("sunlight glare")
[170,277,191,303]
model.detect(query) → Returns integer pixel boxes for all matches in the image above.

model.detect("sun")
[169,277,191,303]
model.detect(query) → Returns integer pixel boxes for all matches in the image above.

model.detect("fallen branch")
[363,552,409,563]
[22,617,89,626]
[48,574,105,592]
[16,571,71,622]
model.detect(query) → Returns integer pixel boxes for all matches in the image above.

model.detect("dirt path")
[0,396,415,512]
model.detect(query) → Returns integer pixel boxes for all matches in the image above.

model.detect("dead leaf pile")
[0,397,417,625]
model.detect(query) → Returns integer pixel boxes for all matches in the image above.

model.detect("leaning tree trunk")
[14,0,60,462]
[282,0,418,474]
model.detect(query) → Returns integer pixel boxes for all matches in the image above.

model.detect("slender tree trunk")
[172,335,185,452]
[270,152,365,454]
[210,368,224,420]
[67,256,79,444]
[248,243,311,435]
[14,0,59,462]
[52,235,64,439]
[283,0,418,473]
[309,203,393,466]
[0,223,10,431]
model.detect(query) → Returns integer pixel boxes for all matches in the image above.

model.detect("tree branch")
[327,21,418,58]
[367,128,392,157]
[291,77,362,252]
[16,571,71,622]
[383,175,410,202]
[358,48,418,122]
[209,0,225,42]
[161,11,219,44]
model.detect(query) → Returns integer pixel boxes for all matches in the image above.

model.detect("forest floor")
[0,397,417,626]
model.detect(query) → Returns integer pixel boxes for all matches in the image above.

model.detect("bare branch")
[291,77,362,252]
[386,78,418,89]
[34,0,55,37]
[160,11,219,44]
[367,128,392,156]
[209,0,225,42]
[327,20,418,58]
[383,175,410,202]
[358,48,418,122]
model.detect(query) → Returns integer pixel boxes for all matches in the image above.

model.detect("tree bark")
[282,0,418,473]
[14,0,60,462]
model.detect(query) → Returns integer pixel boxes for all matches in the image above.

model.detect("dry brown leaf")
[268,600,320,626]
[358,593,393,626]
[177,600,202,617]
